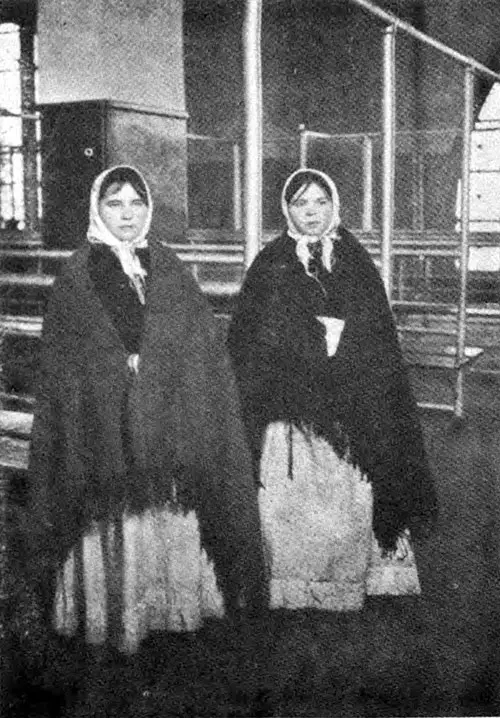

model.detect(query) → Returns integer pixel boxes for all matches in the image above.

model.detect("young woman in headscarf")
[227,168,437,612]
[26,165,267,654]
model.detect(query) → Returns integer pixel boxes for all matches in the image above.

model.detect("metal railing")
[3,1,500,419]
[346,0,500,418]
[187,133,242,231]
[298,125,467,234]
[0,145,26,229]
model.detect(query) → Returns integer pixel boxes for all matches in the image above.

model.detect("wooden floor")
[3,364,500,717]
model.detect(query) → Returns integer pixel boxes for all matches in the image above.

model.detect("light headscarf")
[281,168,341,275]
[87,165,153,304]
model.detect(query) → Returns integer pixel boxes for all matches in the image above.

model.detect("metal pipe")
[454,67,474,419]
[362,135,373,232]
[417,402,455,413]
[398,326,457,336]
[393,300,459,312]
[243,0,263,269]
[19,23,39,237]
[233,143,242,230]
[177,246,461,260]
[166,244,243,252]
[0,236,475,258]
[0,274,54,287]
[301,129,378,141]
[187,133,233,143]
[0,249,73,259]
[171,253,244,265]
[299,124,308,167]
[199,281,242,297]
[390,248,459,257]
[349,0,500,82]
[412,151,425,232]
[302,127,461,141]
[381,25,396,297]
[362,237,461,246]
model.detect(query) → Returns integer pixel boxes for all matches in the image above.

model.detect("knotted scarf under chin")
[109,243,148,305]
[294,235,336,277]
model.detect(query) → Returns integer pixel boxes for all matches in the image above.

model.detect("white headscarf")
[281,168,341,274]
[87,165,153,304]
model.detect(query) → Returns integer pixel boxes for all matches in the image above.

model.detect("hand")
[127,354,140,374]
[316,316,345,357]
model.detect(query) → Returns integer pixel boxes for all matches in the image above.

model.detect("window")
[0,22,39,233]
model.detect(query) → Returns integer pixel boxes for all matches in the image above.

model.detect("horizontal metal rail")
[394,300,459,312]
[0,274,54,287]
[398,326,457,336]
[0,249,73,260]
[165,243,243,252]
[187,133,236,143]
[300,127,462,142]
[170,253,243,265]
[418,402,455,413]
[0,315,43,337]
[0,242,494,285]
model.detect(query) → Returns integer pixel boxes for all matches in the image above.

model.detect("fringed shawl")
[27,238,267,618]
[227,228,437,551]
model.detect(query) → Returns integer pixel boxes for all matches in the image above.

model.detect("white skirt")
[54,506,225,654]
[259,422,420,611]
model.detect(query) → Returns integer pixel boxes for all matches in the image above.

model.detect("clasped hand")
[127,354,140,374]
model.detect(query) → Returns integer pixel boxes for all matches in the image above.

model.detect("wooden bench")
[0,411,31,617]
[0,314,43,338]
[0,416,30,708]
[400,344,486,415]
[0,274,54,288]
[0,410,33,440]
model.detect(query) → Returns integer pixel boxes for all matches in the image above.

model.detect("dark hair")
[284,170,332,205]
[98,167,149,205]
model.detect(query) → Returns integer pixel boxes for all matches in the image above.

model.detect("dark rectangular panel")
[39,100,107,249]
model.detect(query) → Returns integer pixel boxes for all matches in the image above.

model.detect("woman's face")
[98,182,148,242]
[288,181,333,236]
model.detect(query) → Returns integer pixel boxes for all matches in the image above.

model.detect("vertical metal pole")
[381,25,396,298]
[19,22,39,239]
[362,135,373,232]
[233,143,242,231]
[243,0,263,269]
[412,142,425,232]
[0,469,9,717]
[299,124,308,168]
[455,67,474,419]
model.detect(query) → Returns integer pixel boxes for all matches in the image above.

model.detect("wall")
[419,0,500,128]
[37,0,185,114]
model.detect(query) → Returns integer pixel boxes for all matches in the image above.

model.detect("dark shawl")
[27,237,267,618]
[227,228,437,551]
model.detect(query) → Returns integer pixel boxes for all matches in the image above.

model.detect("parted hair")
[98,166,149,205]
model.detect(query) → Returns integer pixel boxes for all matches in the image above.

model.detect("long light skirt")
[260,422,420,611]
[54,507,225,654]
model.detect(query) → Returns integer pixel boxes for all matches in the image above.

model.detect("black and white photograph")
[1,1,500,716]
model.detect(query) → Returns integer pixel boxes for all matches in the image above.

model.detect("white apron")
[54,506,225,654]
[259,422,420,611]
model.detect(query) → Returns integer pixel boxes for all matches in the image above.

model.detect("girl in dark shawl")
[227,168,437,612]
[27,165,267,653]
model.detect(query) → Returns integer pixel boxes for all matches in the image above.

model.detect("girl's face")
[98,182,148,242]
[288,181,333,237]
